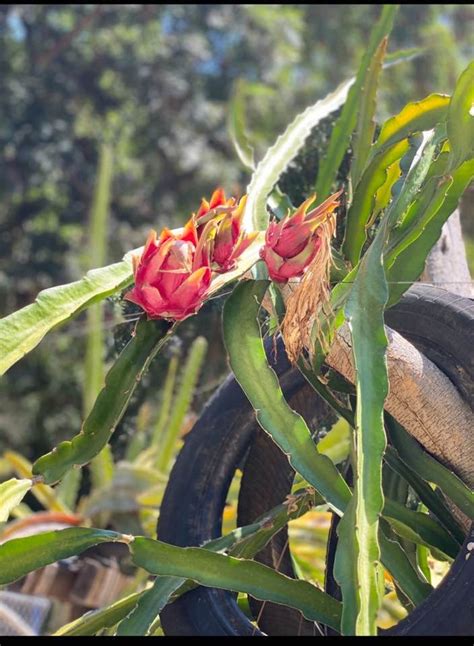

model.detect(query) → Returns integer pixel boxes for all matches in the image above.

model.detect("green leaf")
[116,576,183,636]
[54,589,144,636]
[342,139,409,266]
[384,446,465,546]
[383,460,408,509]
[383,498,459,559]
[375,94,450,152]
[228,489,316,559]
[333,497,359,631]
[196,489,317,558]
[339,513,431,614]
[223,280,352,515]
[386,416,474,519]
[228,79,256,170]
[386,158,474,305]
[447,61,474,169]
[383,127,441,232]
[0,478,32,522]
[372,159,401,221]
[336,219,389,635]
[3,450,71,513]
[116,489,315,636]
[32,319,172,484]
[297,361,354,426]
[315,4,398,201]
[378,522,432,606]
[343,94,451,266]
[314,419,351,466]
[416,542,431,585]
[130,537,342,631]
[0,258,133,376]
[351,36,388,188]
[243,79,353,231]
[0,527,126,585]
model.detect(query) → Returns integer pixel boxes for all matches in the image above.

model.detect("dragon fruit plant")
[0,4,473,637]
[125,188,341,322]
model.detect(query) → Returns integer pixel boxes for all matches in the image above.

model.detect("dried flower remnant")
[276,191,342,363]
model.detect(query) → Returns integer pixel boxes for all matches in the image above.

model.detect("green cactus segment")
[0,527,126,585]
[32,319,172,484]
[224,279,352,515]
[130,536,342,632]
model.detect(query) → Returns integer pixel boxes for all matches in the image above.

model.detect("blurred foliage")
[0,3,472,461]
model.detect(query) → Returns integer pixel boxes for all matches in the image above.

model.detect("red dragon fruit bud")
[196,189,258,272]
[260,190,342,283]
[211,195,259,272]
[125,219,212,321]
[195,187,235,225]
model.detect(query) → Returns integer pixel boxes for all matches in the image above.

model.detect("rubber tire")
[157,285,474,636]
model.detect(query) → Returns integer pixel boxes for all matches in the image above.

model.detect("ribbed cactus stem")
[125,402,153,462]
[151,355,179,451]
[157,336,208,473]
[85,141,115,490]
